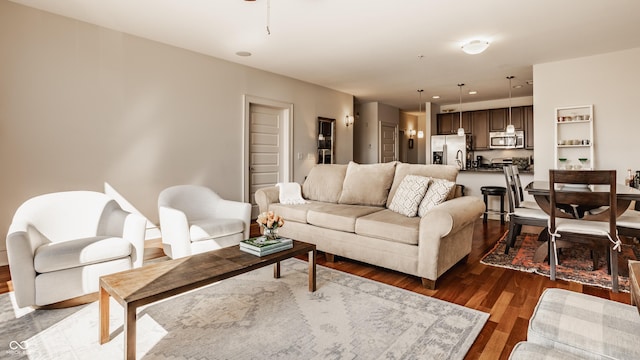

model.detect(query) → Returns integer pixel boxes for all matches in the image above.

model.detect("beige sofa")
[255,161,485,289]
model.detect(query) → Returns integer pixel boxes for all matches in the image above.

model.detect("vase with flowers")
[256,211,285,241]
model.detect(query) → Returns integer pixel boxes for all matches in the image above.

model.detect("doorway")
[243,95,293,218]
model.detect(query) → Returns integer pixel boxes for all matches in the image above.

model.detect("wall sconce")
[408,129,416,138]
[417,131,424,139]
[345,115,354,127]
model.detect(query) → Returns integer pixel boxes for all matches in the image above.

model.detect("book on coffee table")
[240,237,293,256]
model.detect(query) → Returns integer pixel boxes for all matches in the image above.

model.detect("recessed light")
[432,95,440,99]
[513,85,523,89]
[468,90,478,95]
[236,51,252,57]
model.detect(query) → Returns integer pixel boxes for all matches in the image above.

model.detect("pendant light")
[506,75,515,134]
[457,83,465,136]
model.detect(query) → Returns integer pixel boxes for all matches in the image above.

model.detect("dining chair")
[617,201,640,239]
[511,166,540,210]
[548,170,621,292]
[503,165,549,254]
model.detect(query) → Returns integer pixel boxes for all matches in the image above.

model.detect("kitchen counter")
[462,167,534,174]
[457,169,535,221]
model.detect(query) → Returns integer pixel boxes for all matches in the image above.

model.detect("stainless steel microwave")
[489,131,524,149]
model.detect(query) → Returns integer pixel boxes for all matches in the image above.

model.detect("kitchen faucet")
[456,149,464,169]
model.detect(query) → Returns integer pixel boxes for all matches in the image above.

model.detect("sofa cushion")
[302,164,348,203]
[338,161,397,206]
[269,201,327,224]
[34,236,132,273]
[190,218,245,241]
[527,288,640,360]
[388,163,459,205]
[388,175,430,217]
[307,203,384,232]
[355,209,421,245]
[418,178,456,217]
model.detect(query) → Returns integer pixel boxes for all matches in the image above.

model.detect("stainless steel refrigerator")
[431,135,469,169]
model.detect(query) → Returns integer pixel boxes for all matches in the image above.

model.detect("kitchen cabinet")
[524,105,534,149]
[554,105,594,170]
[471,110,489,150]
[490,107,524,132]
[437,113,471,135]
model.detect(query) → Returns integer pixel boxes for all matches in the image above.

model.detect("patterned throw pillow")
[388,175,430,217]
[418,178,456,217]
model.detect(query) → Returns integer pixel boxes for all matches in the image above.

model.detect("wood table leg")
[124,303,137,360]
[99,285,110,344]
[274,261,281,278]
[309,249,316,292]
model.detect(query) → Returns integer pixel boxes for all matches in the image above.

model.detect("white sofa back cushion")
[338,161,397,206]
[302,164,348,203]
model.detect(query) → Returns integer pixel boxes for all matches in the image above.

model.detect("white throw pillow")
[388,175,430,217]
[418,178,456,217]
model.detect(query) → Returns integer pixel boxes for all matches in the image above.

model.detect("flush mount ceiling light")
[235,51,252,57]
[432,95,440,99]
[461,40,490,55]
[468,90,478,95]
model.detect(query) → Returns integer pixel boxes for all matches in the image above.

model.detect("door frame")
[242,95,294,204]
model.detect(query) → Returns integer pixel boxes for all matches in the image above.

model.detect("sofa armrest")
[121,211,146,268]
[6,226,41,308]
[255,186,280,214]
[421,196,485,238]
[214,199,252,239]
[417,196,485,278]
[159,206,192,259]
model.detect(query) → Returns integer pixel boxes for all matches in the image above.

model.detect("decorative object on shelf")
[506,76,515,134]
[457,83,465,136]
[256,211,284,241]
[554,105,594,170]
[461,39,490,55]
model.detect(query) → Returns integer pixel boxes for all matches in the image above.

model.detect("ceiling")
[10,0,640,111]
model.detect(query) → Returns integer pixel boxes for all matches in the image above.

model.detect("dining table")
[524,181,640,262]
[525,181,640,220]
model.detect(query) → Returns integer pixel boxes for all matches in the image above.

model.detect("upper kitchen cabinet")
[490,107,524,132]
[524,106,534,149]
[471,110,489,150]
[437,112,471,135]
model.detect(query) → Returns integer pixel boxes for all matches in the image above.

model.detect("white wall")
[0,2,353,264]
[533,47,640,182]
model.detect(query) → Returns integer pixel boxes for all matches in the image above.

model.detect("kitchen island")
[458,168,535,221]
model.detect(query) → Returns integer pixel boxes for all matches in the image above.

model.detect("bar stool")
[481,186,506,224]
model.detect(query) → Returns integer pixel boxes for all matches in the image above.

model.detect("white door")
[380,122,398,163]
[244,96,293,219]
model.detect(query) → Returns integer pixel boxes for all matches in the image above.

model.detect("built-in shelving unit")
[554,105,594,170]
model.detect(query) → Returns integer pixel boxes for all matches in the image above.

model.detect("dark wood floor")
[0,219,630,359]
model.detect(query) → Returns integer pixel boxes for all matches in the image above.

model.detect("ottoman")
[523,288,640,359]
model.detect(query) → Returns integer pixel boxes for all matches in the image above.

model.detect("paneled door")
[244,96,293,219]
[380,122,398,163]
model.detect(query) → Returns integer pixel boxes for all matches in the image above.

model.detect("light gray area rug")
[0,258,488,359]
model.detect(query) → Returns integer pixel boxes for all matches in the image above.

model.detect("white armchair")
[6,191,146,308]
[158,185,251,259]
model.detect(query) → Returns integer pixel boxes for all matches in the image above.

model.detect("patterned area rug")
[0,258,488,360]
[481,232,640,292]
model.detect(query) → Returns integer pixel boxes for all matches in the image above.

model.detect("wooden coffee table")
[99,240,316,360]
